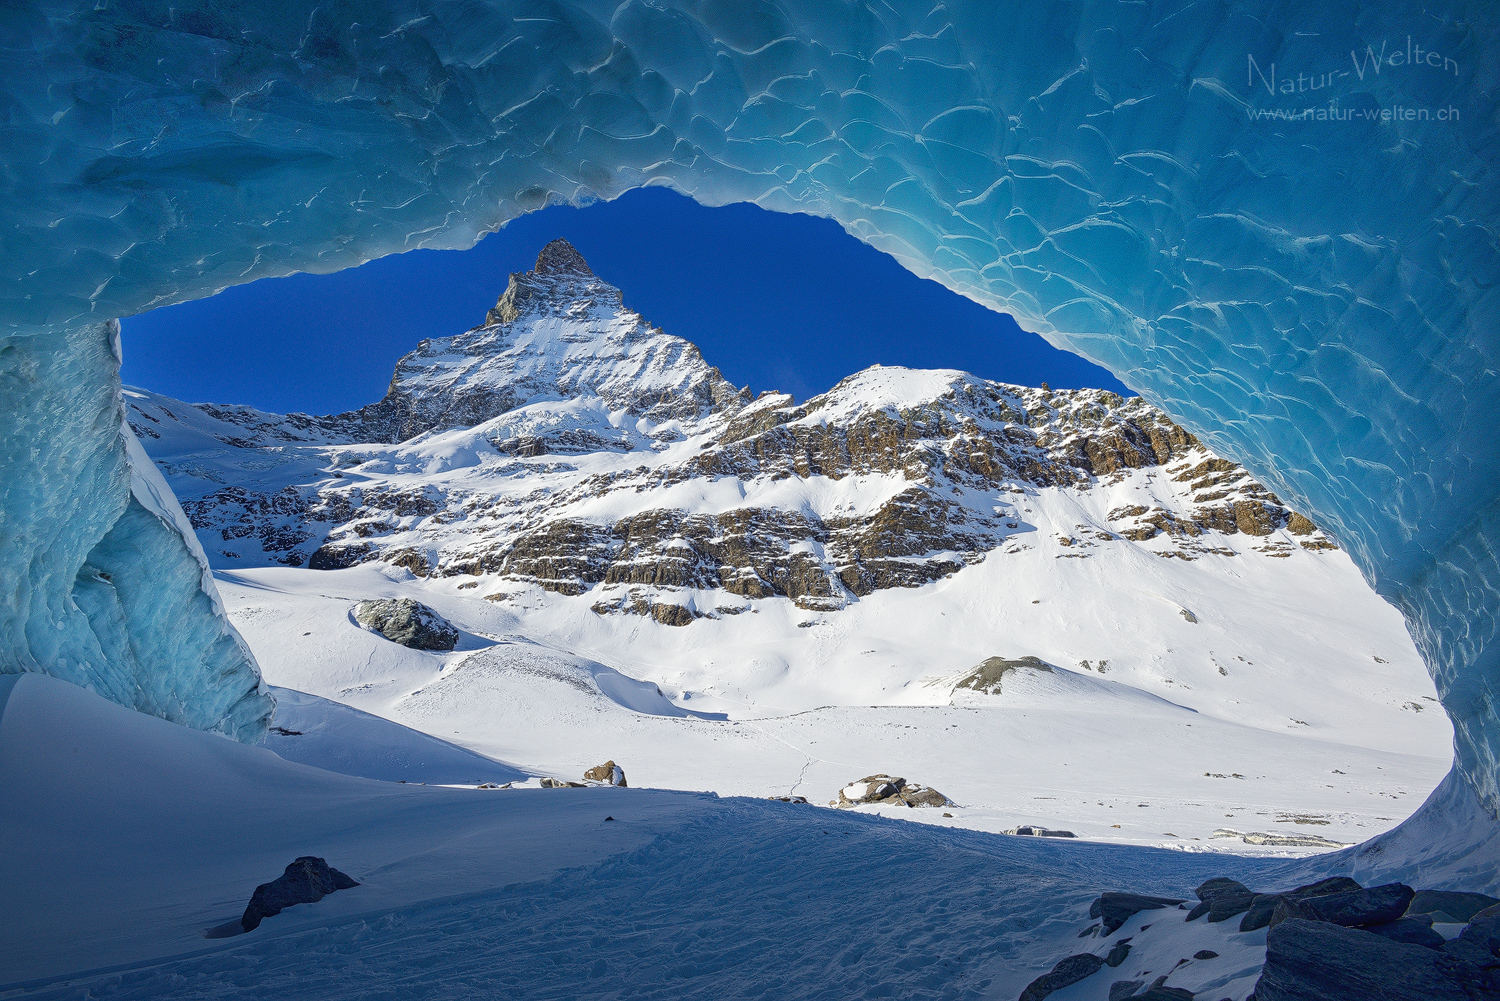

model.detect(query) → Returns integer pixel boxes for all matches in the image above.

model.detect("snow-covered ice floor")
[2,671,1324,999]
[0,552,1458,997]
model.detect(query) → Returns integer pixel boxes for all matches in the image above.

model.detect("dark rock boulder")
[1194,876,1247,899]
[1364,916,1446,949]
[1254,918,1480,1000]
[834,774,951,809]
[352,598,459,651]
[1090,892,1185,935]
[1269,883,1414,929]
[1206,888,1256,923]
[1108,981,1143,1001]
[1409,891,1500,923]
[1440,903,1500,970]
[241,856,359,933]
[1134,987,1194,1001]
[1018,953,1105,1001]
[1006,825,1077,838]
[584,760,627,786]
[1292,876,1365,897]
[1240,876,1365,932]
[1187,877,1250,921]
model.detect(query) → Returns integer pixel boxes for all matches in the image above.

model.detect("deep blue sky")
[120,187,1129,414]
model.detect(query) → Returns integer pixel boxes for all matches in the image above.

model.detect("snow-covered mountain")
[128,240,1450,850]
[130,241,1339,611]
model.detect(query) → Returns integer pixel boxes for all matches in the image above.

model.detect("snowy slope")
[218,560,1449,853]
[0,670,1332,997]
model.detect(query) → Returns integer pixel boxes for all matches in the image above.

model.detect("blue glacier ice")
[2,0,1498,863]
[0,320,271,738]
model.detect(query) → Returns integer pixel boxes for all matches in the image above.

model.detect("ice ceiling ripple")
[3,0,1500,827]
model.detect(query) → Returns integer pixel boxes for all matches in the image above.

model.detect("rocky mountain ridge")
[127,240,1338,627]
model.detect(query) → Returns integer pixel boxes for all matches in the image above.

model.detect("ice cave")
[2,0,1499,996]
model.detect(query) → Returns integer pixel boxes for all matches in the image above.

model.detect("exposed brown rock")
[583,760,626,786]
[169,324,1327,607]
[953,656,1054,695]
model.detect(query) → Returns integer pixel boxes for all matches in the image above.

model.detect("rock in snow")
[1184,876,1253,922]
[953,656,1054,696]
[583,760,627,786]
[241,857,358,933]
[1236,877,1369,932]
[1255,918,1482,1000]
[352,598,458,651]
[1268,883,1415,930]
[832,774,951,809]
[1005,825,1077,838]
[1408,890,1500,923]
[1017,953,1106,1001]
[1089,892,1185,936]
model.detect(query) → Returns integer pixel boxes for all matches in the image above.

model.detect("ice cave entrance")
[113,192,1455,856]
[2,9,1500,996]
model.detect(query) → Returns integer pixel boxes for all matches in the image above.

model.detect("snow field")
[4,671,1323,1000]
[215,538,1450,852]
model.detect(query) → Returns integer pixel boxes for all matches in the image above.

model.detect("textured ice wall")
[3,0,1499,810]
[0,320,271,739]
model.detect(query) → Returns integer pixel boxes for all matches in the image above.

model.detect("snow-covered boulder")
[833,774,950,809]
[583,760,627,787]
[1005,825,1077,839]
[352,599,458,651]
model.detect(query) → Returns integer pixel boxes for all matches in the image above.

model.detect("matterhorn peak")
[485,238,615,327]
[533,238,593,276]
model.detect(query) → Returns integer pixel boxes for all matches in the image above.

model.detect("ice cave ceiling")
[2,1,1499,825]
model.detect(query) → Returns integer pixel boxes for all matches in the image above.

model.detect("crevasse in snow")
[1,0,1497,845]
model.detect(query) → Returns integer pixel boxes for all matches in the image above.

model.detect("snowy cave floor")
[0,560,1458,997]
[2,671,1317,1000]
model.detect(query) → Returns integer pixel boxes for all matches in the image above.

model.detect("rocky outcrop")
[953,656,1054,696]
[539,777,587,788]
[1090,892,1185,936]
[1030,876,1500,1001]
[1005,826,1076,838]
[240,857,358,933]
[584,760,627,787]
[353,599,459,651]
[1018,953,1106,1001]
[1211,828,1351,850]
[1256,918,1482,1000]
[1268,883,1414,930]
[833,774,951,809]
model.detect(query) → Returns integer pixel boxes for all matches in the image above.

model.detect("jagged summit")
[265,238,746,444]
[533,238,593,276]
[485,238,617,327]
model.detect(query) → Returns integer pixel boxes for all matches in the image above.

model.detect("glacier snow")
[1,0,1497,857]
